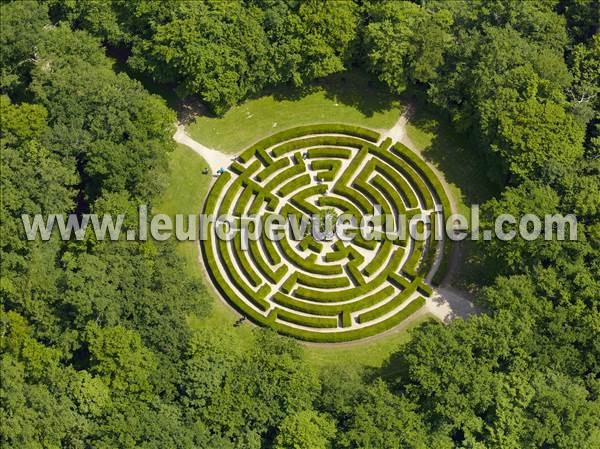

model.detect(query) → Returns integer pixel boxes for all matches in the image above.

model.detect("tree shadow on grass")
[266,68,403,119]
[400,91,503,209]
[396,92,506,289]
[320,69,403,118]
[361,319,438,387]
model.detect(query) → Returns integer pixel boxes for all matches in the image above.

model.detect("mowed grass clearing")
[154,144,255,347]
[303,313,437,373]
[186,70,403,153]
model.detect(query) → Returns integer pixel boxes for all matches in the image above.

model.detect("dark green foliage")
[1,7,212,448]
[0,1,49,95]
[28,26,175,204]
[49,0,359,115]
[181,328,320,445]
[2,1,600,448]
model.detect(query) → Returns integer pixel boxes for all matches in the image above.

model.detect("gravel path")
[173,124,233,173]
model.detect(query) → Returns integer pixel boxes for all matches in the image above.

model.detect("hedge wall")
[200,123,448,342]
[357,282,420,323]
[272,308,338,329]
[272,297,426,343]
[307,147,352,159]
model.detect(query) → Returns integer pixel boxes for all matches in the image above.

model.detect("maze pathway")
[201,124,452,342]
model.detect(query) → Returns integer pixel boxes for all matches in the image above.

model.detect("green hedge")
[271,292,338,315]
[278,173,311,196]
[357,282,420,323]
[253,123,380,149]
[280,273,297,294]
[219,176,243,216]
[249,239,287,284]
[362,240,393,277]
[229,161,246,175]
[248,193,264,215]
[240,160,262,178]
[417,211,439,278]
[334,185,372,215]
[272,285,395,315]
[311,159,341,181]
[353,177,392,216]
[388,272,411,289]
[203,230,427,342]
[271,137,325,158]
[335,145,368,185]
[380,137,392,150]
[417,281,433,297]
[371,174,407,216]
[325,242,350,262]
[203,225,269,312]
[256,147,273,166]
[342,311,352,328]
[298,235,323,253]
[256,157,289,182]
[200,124,444,342]
[271,133,373,158]
[371,158,419,208]
[371,147,434,210]
[272,296,426,342]
[307,147,351,159]
[297,272,350,288]
[390,144,453,285]
[264,164,305,193]
[262,232,281,264]
[233,184,253,215]
[293,248,402,302]
[203,171,231,214]
[289,184,327,216]
[318,195,362,218]
[272,308,338,329]
[352,233,378,251]
[278,237,343,275]
[347,262,365,285]
[230,236,262,287]
[403,238,424,278]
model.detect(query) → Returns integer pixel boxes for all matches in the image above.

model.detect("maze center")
[201,124,452,342]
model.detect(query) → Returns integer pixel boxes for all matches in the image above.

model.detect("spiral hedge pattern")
[201,124,452,342]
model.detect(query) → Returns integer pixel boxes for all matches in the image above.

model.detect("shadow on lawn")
[400,92,503,208]
[267,68,403,119]
[362,320,437,385]
[396,92,504,288]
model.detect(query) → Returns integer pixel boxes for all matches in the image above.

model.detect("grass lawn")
[153,144,210,280]
[154,144,256,347]
[303,313,437,372]
[186,70,403,153]
[155,143,435,371]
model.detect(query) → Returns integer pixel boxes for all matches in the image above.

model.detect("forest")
[1,1,599,448]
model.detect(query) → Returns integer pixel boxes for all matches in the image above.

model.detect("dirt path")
[173,124,233,173]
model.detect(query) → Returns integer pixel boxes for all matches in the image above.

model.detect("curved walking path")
[381,110,480,324]
[174,112,480,341]
[173,124,233,173]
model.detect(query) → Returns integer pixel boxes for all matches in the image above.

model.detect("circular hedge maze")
[201,124,452,342]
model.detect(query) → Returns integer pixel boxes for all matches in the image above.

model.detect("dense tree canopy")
[1,1,599,448]
[45,0,360,114]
